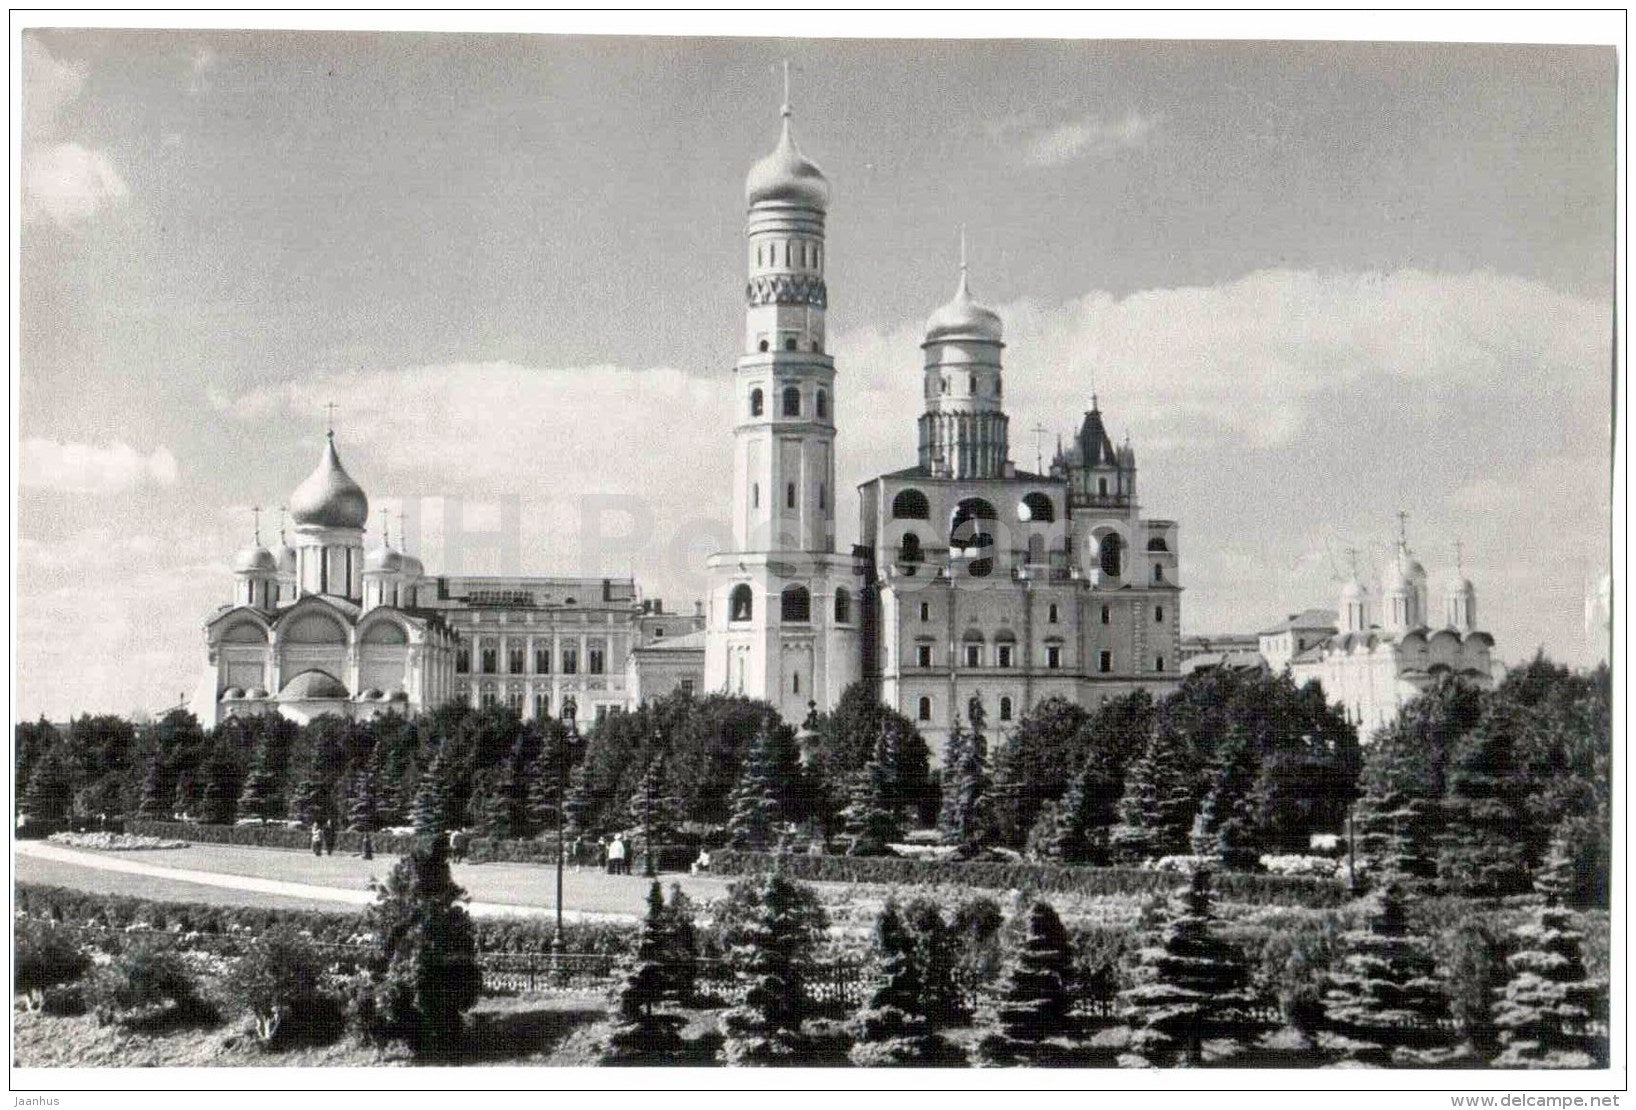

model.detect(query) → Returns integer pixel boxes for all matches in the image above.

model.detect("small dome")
[745,114,829,210]
[232,544,278,575]
[272,542,297,577]
[220,687,246,701]
[278,669,350,701]
[387,688,409,702]
[399,553,424,583]
[359,688,384,701]
[364,544,403,575]
[289,434,369,530]
[1340,578,1366,602]
[925,272,1003,345]
[1445,574,1474,595]
[244,687,269,700]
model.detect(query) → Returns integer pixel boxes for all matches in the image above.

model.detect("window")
[1047,645,1062,669]
[680,679,695,697]
[898,532,924,576]
[816,390,828,419]
[964,643,982,668]
[784,337,797,351]
[998,644,1014,668]
[781,584,811,623]
[999,696,1013,722]
[506,647,523,674]
[481,648,497,674]
[589,646,605,675]
[1146,537,1169,552]
[793,671,801,694]
[940,376,949,394]
[1099,650,1113,673]
[968,373,976,392]
[1100,604,1111,625]
[1153,564,1166,583]
[917,696,933,721]
[730,584,753,622]
[818,483,826,510]
[834,588,851,623]
[783,482,795,509]
[783,386,801,416]
[534,692,549,720]
[916,644,933,668]
[480,685,497,709]
[759,339,769,352]
[1155,606,1165,623]
[1048,603,1059,624]
[1098,478,1108,496]
[562,648,579,675]
[1156,655,1166,673]
[1099,533,1124,578]
[752,483,759,508]
[654,627,665,640]
[456,648,470,673]
[535,648,550,674]
[1019,492,1055,523]
[919,601,931,622]
[891,489,930,519]
[507,688,525,713]
[750,388,764,416]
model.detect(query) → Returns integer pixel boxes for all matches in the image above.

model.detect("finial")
[780,59,791,119]
[1031,422,1049,474]
[1396,510,1409,550]
[324,401,337,438]
[381,506,392,550]
[251,505,262,546]
[1454,540,1464,576]
[1347,545,1360,580]
[276,505,287,543]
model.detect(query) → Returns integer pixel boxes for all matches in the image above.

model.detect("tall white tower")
[705,85,859,721]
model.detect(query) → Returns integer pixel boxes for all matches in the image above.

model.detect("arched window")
[1019,492,1055,523]
[783,386,801,416]
[759,339,769,352]
[781,584,811,623]
[917,696,932,722]
[786,483,796,509]
[793,671,801,694]
[950,499,998,570]
[784,337,798,351]
[892,488,930,520]
[729,584,753,622]
[750,388,764,416]
[999,696,1013,722]
[940,376,949,394]
[1048,603,1060,624]
[816,389,828,419]
[752,482,759,508]
[818,483,827,510]
[834,587,852,623]
[968,373,976,392]
[897,532,924,575]
[1099,533,1124,578]
[1153,563,1165,584]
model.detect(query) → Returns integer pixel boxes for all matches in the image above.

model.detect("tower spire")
[251,505,262,546]
[1454,539,1464,576]
[324,401,337,439]
[276,505,287,543]
[1396,509,1409,550]
[781,58,791,119]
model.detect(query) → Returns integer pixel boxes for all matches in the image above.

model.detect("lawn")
[14,851,362,914]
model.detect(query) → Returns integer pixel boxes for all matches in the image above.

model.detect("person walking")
[360,832,374,860]
[608,834,627,876]
[310,825,323,857]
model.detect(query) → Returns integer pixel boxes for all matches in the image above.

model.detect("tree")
[1033,751,1121,865]
[657,883,700,1003]
[726,726,786,850]
[198,740,240,825]
[988,697,1093,848]
[135,753,167,819]
[1109,722,1195,862]
[409,749,459,835]
[361,836,483,1053]
[347,763,383,833]
[841,725,906,856]
[597,881,688,1064]
[939,705,992,852]
[810,682,931,828]
[626,756,683,871]
[21,746,75,825]
[1118,869,1253,1067]
[472,758,524,841]
[1438,700,1533,896]
[848,901,966,1067]
[718,871,829,1066]
[14,719,62,817]
[1492,843,1608,1069]
[1321,883,1450,1066]
[972,899,1077,1066]
[902,897,967,1030]
[561,763,596,840]
[1190,723,1264,870]
[237,736,280,823]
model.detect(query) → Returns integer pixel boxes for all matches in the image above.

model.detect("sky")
[14,22,1619,720]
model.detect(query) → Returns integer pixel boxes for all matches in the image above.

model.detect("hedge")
[706,850,1352,908]
[124,819,700,871]
[14,882,635,955]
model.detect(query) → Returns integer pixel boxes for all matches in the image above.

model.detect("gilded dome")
[232,544,278,575]
[745,113,829,210]
[289,434,369,530]
[925,271,1003,345]
[364,544,404,575]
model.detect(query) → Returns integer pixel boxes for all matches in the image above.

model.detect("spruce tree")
[903,897,967,1029]
[1190,724,1264,870]
[136,753,167,819]
[1110,724,1195,862]
[1322,883,1450,1065]
[347,764,382,833]
[849,901,966,1067]
[627,756,682,871]
[286,772,328,827]
[473,760,523,841]
[561,763,595,840]
[972,900,1077,1066]
[1118,869,1253,1067]
[237,738,279,823]
[841,727,904,856]
[1492,844,1608,1069]
[1437,702,1532,896]
[21,747,74,825]
[409,750,458,835]
[939,718,991,853]
[726,726,785,850]
[597,881,687,1064]
[1037,758,1119,865]
[719,871,828,1066]
[658,883,699,1003]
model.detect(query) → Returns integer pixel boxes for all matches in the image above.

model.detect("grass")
[15,852,361,914]
[12,1007,412,1068]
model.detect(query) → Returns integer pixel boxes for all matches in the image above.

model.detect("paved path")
[14,840,634,922]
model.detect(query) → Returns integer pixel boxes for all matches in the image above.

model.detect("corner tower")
[706,87,859,722]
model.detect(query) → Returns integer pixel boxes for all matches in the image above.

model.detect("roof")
[278,669,349,700]
[865,466,1056,485]
[632,630,707,654]
[288,433,368,530]
[1258,608,1339,636]
[1182,650,1268,674]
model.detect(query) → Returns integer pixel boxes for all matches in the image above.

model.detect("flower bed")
[49,831,189,851]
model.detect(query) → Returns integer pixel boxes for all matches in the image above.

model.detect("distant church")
[703,98,1184,755]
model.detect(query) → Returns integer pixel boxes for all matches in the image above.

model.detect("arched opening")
[759,339,770,353]
[1146,537,1169,552]
[729,584,753,622]
[786,483,796,509]
[1027,534,1046,565]
[361,620,408,645]
[752,482,759,508]
[784,337,798,352]
[816,389,828,419]
[221,620,268,644]
[891,488,930,520]
[999,696,1013,722]
[897,532,924,576]
[1019,492,1055,523]
[1099,533,1124,579]
[750,388,764,416]
[917,696,932,722]
[283,611,347,644]
[834,587,852,623]
[780,584,811,623]
[951,498,998,576]
[782,386,801,416]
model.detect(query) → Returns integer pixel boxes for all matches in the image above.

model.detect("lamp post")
[551,696,579,960]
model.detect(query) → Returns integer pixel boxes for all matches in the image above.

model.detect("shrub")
[972,900,1077,1066]
[597,882,687,1065]
[14,918,92,1003]
[718,871,830,1066]
[84,940,214,1027]
[848,901,965,1067]
[1321,884,1450,1065]
[227,926,344,1048]
[1492,891,1608,1068]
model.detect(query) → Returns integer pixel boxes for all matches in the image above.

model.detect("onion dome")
[364,544,403,575]
[745,109,829,211]
[220,687,246,701]
[1340,578,1366,603]
[925,269,1003,345]
[399,553,425,583]
[244,687,269,700]
[232,543,278,575]
[289,433,369,530]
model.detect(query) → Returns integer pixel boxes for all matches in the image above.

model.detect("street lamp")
[551,696,580,960]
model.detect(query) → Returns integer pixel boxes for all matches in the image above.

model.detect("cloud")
[22,35,128,226]
[1019,112,1159,167]
[20,439,179,495]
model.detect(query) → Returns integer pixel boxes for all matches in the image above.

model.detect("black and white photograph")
[8,11,1624,1096]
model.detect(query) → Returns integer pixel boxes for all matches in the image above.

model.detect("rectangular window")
[1155,606,1164,624]
[596,704,611,722]
[507,689,524,712]
[963,644,981,668]
[456,649,470,674]
[1046,645,1062,670]
[919,601,931,622]
[680,679,695,697]
[508,648,525,674]
[997,644,1014,668]
[1156,655,1166,673]
[533,693,549,719]
[1100,605,1111,625]
[916,644,933,668]
[535,648,551,674]
[1154,564,1165,583]
[562,648,579,675]
[481,649,497,675]
[1099,650,1113,674]
[589,648,606,675]
[653,627,665,640]
[480,688,497,709]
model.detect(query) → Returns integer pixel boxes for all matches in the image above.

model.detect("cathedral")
[704,99,1184,756]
